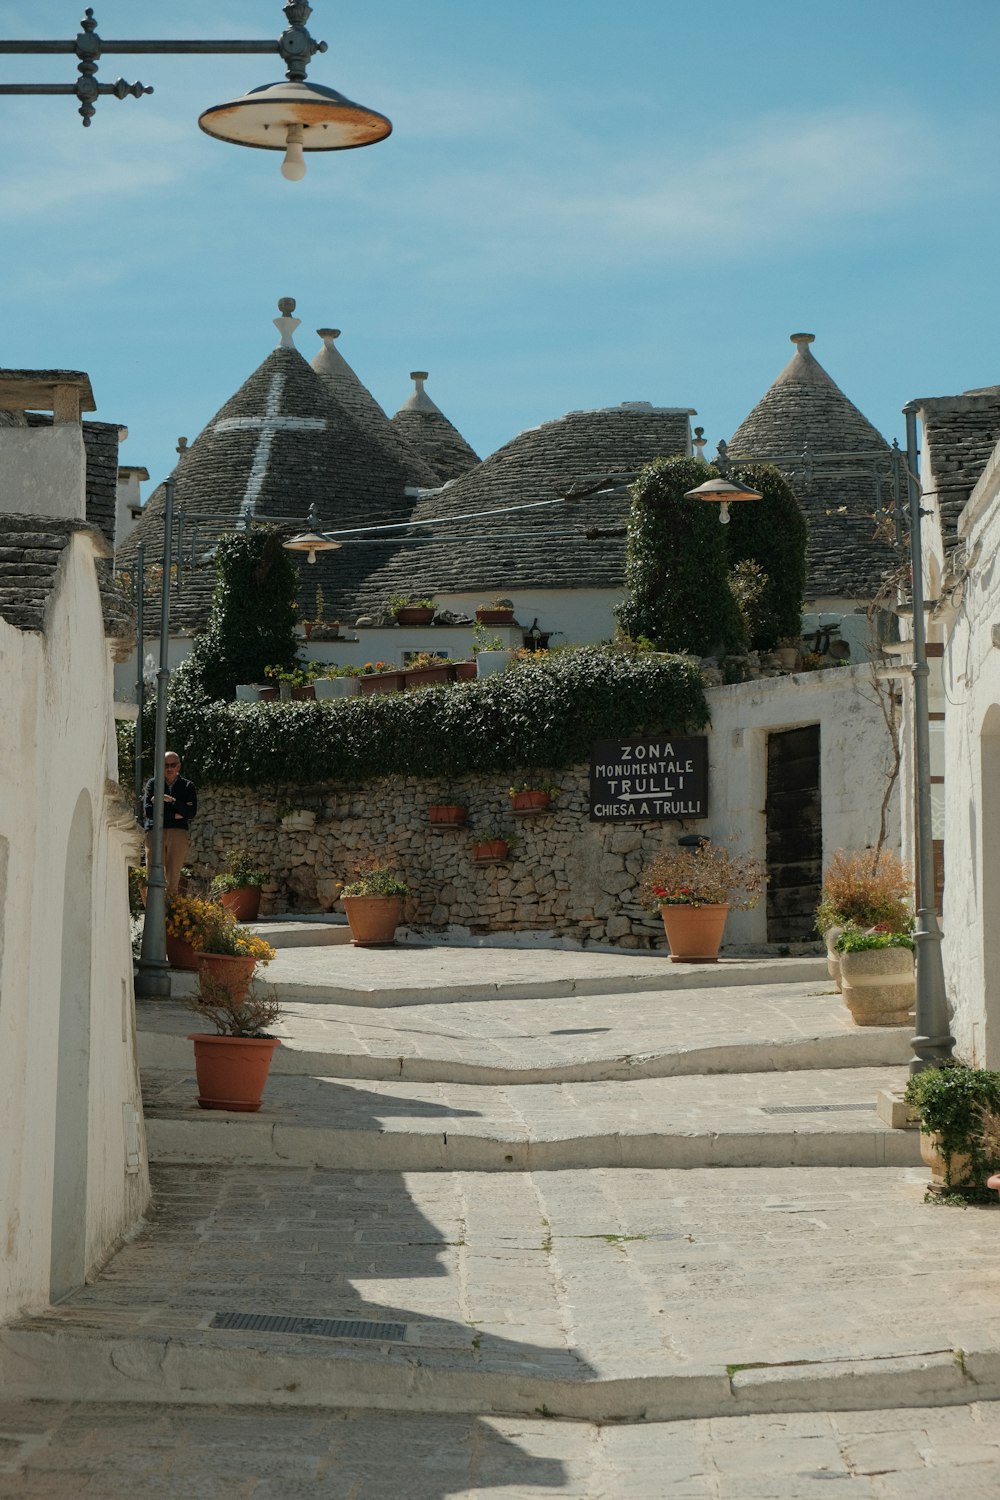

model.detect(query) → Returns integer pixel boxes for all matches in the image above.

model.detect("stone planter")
[341,894,404,945]
[839,946,915,1026]
[659,903,730,962]
[188,1033,280,1112]
[475,650,511,677]
[314,677,359,699]
[920,1131,974,1193]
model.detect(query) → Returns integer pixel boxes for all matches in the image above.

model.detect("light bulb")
[281,123,306,181]
[719,501,730,524]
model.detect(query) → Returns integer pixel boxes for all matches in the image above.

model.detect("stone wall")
[191,765,670,950]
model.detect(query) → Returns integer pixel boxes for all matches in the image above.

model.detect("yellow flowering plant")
[165,893,276,962]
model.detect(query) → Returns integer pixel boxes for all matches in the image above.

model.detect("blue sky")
[1,0,998,493]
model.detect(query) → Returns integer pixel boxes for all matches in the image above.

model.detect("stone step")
[252,917,351,948]
[5,1163,1000,1426]
[140,1065,922,1171]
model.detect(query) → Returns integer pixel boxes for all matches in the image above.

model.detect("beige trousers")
[144,829,191,895]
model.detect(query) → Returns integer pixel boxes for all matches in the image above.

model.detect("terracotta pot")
[220,886,262,922]
[473,839,510,862]
[358,671,406,695]
[166,933,200,971]
[920,1130,974,1192]
[475,607,514,625]
[405,664,454,688]
[428,804,467,825]
[453,661,477,681]
[341,894,404,946]
[394,606,435,626]
[194,951,258,999]
[187,1033,280,1112]
[659,903,730,962]
[510,790,551,813]
[987,1174,1000,1196]
[839,947,914,1026]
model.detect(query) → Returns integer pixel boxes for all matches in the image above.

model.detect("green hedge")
[118,647,709,788]
[726,462,808,650]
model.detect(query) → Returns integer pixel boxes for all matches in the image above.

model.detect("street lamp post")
[902,403,955,1073]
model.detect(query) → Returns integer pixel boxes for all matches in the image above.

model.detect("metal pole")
[135,479,175,999]
[903,403,955,1073]
[133,541,145,816]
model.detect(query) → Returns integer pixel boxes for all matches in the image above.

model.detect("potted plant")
[816,848,912,991]
[404,651,454,688]
[979,1108,1000,1199]
[640,839,766,962]
[314,664,362,699]
[210,845,267,922]
[165,892,206,971]
[263,661,323,700]
[357,660,406,695]
[181,895,276,998]
[472,816,515,863]
[184,971,284,1112]
[774,635,801,670]
[388,593,436,627]
[508,781,557,814]
[428,801,468,825]
[471,624,512,677]
[835,928,914,1026]
[904,1064,1000,1197]
[339,863,409,945]
[302,585,341,641]
[475,596,515,625]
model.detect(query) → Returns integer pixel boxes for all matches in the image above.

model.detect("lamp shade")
[198,79,392,152]
[684,475,763,525]
[283,531,343,565]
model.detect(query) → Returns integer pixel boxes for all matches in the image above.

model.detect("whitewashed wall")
[0,530,148,1322]
[935,438,1000,1065]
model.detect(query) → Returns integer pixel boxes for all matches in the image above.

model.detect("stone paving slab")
[140,1066,922,1171]
[7,1165,1000,1423]
[137,981,911,1083]
[165,946,828,1008]
[1,1398,1000,1498]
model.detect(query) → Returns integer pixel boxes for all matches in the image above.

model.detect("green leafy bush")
[835,930,913,953]
[615,458,747,657]
[117,645,708,788]
[725,462,808,650]
[904,1065,1000,1199]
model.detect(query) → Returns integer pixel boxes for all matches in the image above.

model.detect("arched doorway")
[50,790,93,1301]
[980,706,1000,1067]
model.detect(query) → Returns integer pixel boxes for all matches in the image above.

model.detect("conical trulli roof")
[118,301,414,630]
[390,372,480,484]
[729,333,898,600]
[310,328,441,489]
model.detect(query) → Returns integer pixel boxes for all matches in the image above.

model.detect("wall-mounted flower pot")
[358,671,406,695]
[476,607,514,625]
[341,894,404,945]
[473,839,510,862]
[429,804,467,825]
[659,903,729,962]
[510,790,551,813]
[314,677,359,698]
[395,606,436,626]
[188,1033,280,1112]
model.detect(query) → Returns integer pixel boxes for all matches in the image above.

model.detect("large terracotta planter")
[220,886,262,923]
[920,1131,974,1192]
[475,607,514,625]
[453,661,477,682]
[660,903,730,962]
[194,951,258,999]
[405,664,454,689]
[166,933,200,971]
[358,671,406,695]
[839,947,914,1026]
[394,606,435,626]
[188,1033,280,1112]
[428,804,467,825]
[341,894,404,946]
[510,790,551,813]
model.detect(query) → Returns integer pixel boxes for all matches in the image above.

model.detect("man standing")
[143,751,197,895]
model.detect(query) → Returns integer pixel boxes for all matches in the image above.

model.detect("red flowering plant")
[639,840,766,911]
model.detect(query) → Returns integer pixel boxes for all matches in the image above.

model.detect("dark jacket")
[143,773,197,832]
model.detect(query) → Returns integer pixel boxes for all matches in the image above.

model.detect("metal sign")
[589,737,708,822]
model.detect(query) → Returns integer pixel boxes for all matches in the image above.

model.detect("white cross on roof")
[213,372,326,522]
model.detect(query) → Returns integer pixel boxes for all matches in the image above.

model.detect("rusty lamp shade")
[198,80,392,180]
[683,475,763,525]
[283,530,342,565]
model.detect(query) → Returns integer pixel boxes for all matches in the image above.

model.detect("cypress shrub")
[726,462,807,650]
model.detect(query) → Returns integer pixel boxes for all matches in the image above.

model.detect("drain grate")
[211,1312,407,1341]
[761,1103,877,1115]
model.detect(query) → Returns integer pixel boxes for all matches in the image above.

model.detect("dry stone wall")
[191,765,669,949]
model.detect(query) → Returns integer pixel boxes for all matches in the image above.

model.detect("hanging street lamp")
[0,3,391,180]
[684,440,763,524]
